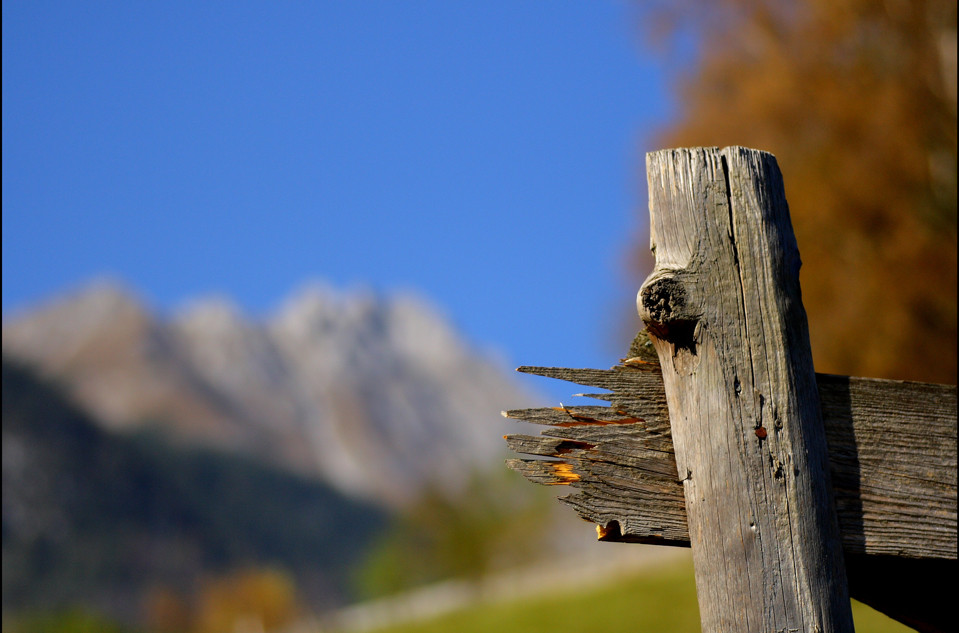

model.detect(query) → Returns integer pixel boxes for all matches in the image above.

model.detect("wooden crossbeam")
[505,359,957,560]
[504,337,956,631]
[505,146,955,632]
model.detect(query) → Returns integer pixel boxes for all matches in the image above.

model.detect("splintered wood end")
[551,462,580,484]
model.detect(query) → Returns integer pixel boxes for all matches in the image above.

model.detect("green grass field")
[365,556,914,633]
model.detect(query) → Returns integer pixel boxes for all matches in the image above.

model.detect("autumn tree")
[141,568,304,633]
[192,567,301,633]
[634,0,957,383]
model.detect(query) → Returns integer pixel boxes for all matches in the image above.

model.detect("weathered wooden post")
[505,145,956,633]
[638,147,852,631]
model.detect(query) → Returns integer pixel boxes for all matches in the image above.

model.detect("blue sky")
[3,2,679,401]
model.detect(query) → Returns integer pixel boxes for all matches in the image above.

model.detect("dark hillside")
[1,358,387,623]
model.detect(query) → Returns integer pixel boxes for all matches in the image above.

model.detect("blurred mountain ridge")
[1,357,389,621]
[2,279,536,508]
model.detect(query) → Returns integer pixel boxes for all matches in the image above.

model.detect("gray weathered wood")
[505,358,957,632]
[638,147,851,632]
[817,374,957,560]
[505,361,958,560]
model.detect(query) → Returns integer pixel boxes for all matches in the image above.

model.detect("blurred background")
[3,1,955,632]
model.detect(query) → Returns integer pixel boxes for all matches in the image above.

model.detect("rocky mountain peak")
[173,296,248,334]
[2,280,535,508]
[270,282,347,336]
[2,279,149,371]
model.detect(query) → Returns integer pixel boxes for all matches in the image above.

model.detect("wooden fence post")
[637,147,853,632]
[505,144,955,631]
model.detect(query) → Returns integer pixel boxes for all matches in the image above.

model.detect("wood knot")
[638,271,703,374]
[639,276,688,325]
[638,272,702,332]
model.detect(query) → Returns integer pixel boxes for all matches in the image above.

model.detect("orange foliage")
[192,568,300,633]
[637,0,957,382]
[143,568,302,633]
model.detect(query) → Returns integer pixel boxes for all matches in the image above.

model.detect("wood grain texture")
[643,146,849,632]
[505,361,957,558]
[505,359,957,632]
[501,145,957,632]
[818,374,957,560]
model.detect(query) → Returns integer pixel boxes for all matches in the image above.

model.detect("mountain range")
[2,358,389,621]
[2,280,535,507]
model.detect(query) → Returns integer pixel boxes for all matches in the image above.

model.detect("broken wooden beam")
[505,344,957,632]
[505,356,958,559]
[504,145,956,632]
